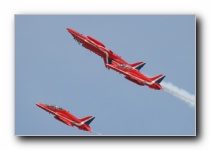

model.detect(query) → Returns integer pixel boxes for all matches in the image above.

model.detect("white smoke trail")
[160,81,196,107]
[92,130,102,135]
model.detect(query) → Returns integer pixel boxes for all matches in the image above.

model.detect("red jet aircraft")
[66,27,165,90]
[36,103,95,132]
[106,61,165,90]
[66,28,146,71]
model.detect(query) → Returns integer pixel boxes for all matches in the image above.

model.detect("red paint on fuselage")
[106,62,163,90]
[67,28,128,66]
[66,28,165,90]
[36,103,93,132]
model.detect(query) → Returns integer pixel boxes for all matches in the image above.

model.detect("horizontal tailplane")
[80,116,95,125]
[150,74,165,84]
[130,62,146,70]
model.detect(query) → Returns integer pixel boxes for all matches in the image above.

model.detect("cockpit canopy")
[118,64,133,70]
[48,104,63,110]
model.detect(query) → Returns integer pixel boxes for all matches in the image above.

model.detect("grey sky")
[15,15,195,135]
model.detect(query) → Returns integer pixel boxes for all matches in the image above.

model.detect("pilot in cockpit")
[49,105,62,110]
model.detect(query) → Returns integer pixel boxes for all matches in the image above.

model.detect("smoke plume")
[92,130,102,135]
[161,81,196,107]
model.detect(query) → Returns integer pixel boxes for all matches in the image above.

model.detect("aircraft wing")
[106,64,129,76]
[106,63,147,85]
[54,116,73,127]
[124,74,146,86]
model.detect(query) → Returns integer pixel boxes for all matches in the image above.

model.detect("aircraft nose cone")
[36,103,41,106]
[66,28,72,32]
[66,28,77,35]
[36,103,44,108]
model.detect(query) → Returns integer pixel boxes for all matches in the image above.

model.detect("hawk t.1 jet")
[66,27,165,90]
[36,103,95,132]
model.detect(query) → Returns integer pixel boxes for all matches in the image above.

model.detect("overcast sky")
[15,15,195,136]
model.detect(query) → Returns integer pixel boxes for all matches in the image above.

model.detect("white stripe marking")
[107,64,163,85]
[42,106,90,127]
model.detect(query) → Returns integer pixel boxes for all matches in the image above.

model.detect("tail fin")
[80,116,95,126]
[150,74,165,84]
[130,62,146,70]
